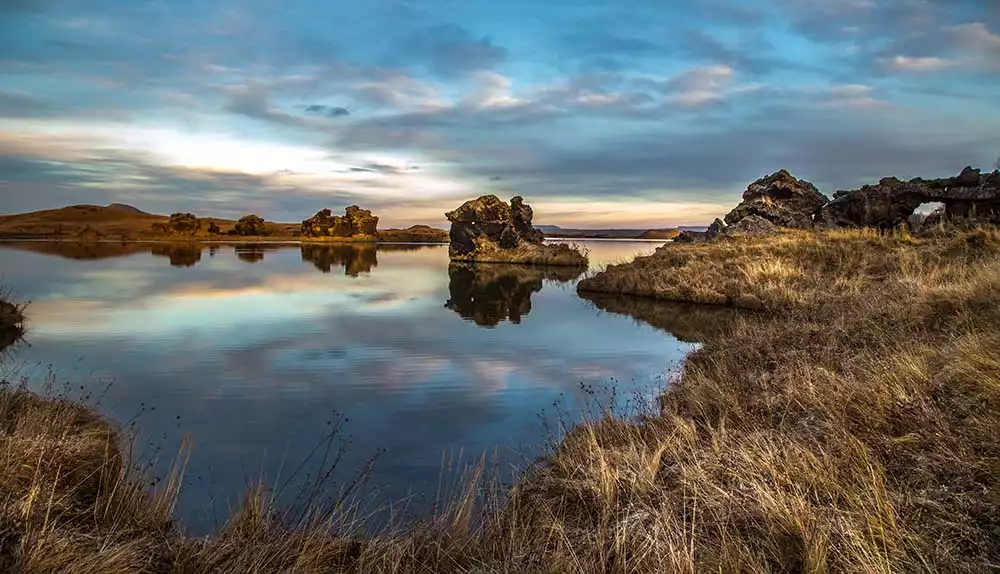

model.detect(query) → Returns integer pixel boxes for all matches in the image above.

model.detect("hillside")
[0,204,167,238]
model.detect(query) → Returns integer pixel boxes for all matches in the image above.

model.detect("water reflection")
[0,239,697,534]
[301,244,379,276]
[578,291,747,343]
[0,242,437,275]
[0,241,150,260]
[446,263,584,327]
[235,244,286,264]
[150,244,202,267]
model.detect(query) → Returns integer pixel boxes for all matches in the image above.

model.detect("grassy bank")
[2,229,998,572]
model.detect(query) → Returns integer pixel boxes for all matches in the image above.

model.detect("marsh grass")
[2,228,1000,572]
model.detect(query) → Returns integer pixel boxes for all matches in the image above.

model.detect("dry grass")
[2,228,999,572]
[451,238,589,266]
[578,228,940,311]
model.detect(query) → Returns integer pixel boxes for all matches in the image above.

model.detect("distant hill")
[537,225,690,239]
[0,204,167,238]
[106,203,152,215]
[0,204,447,242]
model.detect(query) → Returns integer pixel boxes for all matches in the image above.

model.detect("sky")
[1,0,999,228]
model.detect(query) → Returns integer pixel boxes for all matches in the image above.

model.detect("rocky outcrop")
[684,216,776,243]
[818,167,1000,229]
[724,170,828,229]
[674,230,706,243]
[445,263,583,327]
[705,219,727,241]
[725,214,778,237]
[301,206,379,239]
[233,215,267,236]
[445,195,587,266]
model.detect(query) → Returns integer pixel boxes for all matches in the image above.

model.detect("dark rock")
[705,218,726,241]
[724,170,828,228]
[445,195,585,264]
[674,230,705,243]
[818,166,1000,229]
[510,196,545,244]
[725,214,778,237]
[446,195,511,256]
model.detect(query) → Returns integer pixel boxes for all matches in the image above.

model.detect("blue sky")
[1,0,999,227]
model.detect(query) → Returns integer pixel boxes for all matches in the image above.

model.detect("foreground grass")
[2,228,999,572]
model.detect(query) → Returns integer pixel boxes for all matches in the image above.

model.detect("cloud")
[223,83,314,128]
[387,24,507,77]
[675,29,781,75]
[883,55,959,73]
[821,84,887,108]
[948,22,1000,56]
[304,104,350,117]
[0,91,59,118]
[664,65,735,107]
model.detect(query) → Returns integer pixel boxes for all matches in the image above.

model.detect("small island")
[446,195,588,266]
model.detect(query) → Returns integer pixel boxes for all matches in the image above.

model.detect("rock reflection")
[300,244,379,276]
[578,292,748,343]
[149,244,202,267]
[234,244,285,264]
[445,263,584,327]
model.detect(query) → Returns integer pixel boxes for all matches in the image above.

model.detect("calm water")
[0,240,705,533]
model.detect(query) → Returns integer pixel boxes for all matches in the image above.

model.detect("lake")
[0,240,707,534]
